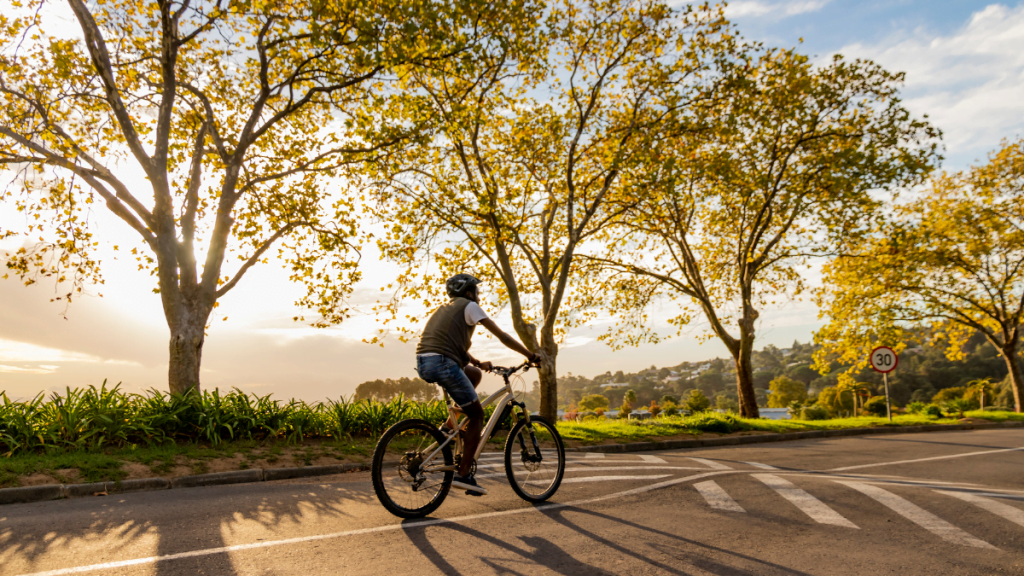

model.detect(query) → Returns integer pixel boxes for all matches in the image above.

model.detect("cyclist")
[415,273,539,496]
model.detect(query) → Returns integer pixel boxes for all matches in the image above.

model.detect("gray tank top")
[416,297,476,366]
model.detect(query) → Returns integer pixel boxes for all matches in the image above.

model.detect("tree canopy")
[0,0,518,393]
[815,139,1024,412]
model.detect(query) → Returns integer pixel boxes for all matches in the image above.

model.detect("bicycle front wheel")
[504,415,565,502]
[371,419,454,518]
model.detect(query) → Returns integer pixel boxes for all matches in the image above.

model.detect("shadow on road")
[400,503,815,575]
[0,476,376,575]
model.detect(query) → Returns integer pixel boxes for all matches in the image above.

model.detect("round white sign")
[870,346,898,373]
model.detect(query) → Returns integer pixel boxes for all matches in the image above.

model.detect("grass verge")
[1,410,1019,489]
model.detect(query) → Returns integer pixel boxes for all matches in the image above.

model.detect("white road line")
[477,465,707,478]
[584,452,606,459]
[639,455,666,463]
[694,480,745,512]
[754,474,858,528]
[545,474,671,485]
[14,470,733,576]
[828,446,1024,472]
[837,481,995,549]
[742,462,778,470]
[689,457,732,470]
[937,490,1024,528]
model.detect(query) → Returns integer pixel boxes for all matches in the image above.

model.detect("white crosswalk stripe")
[754,474,858,528]
[584,452,606,459]
[689,457,732,470]
[837,481,995,548]
[695,480,745,512]
[937,490,1024,528]
[742,462,778,470]
[639,455,666,463]
[549,474,672,485]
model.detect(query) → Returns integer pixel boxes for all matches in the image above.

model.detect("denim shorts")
[416,354,478,407]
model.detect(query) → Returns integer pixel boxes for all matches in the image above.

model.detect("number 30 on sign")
[870,346,898,373]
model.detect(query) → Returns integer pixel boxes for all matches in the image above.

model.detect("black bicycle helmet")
[445,274,482,298]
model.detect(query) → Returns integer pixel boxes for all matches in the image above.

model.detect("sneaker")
[451,474,487,496]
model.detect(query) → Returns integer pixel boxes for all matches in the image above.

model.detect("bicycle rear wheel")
[504,415,565,502]
[371,419,454,518]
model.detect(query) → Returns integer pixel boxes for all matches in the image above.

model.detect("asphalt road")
[2,428,1023,576]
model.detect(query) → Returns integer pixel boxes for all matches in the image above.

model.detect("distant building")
[600,382,628,388]
[781,348,793,356]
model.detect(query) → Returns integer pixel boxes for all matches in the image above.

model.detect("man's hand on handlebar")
[528,353,541,366]
[475,360,493,371]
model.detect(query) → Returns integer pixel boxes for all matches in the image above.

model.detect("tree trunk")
[167,304,209,396]
[1002,346,1023,413]
[732,319,760,418]
[733,348,760,418]
[537,332,559,423]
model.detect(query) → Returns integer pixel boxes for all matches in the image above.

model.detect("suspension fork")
[511,399,543,462]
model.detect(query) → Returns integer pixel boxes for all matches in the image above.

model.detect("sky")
[1,1,1023,400]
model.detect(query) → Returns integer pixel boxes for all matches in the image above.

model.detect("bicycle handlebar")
[486,360,534,377]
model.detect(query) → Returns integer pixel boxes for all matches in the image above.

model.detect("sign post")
[870,346,898,421]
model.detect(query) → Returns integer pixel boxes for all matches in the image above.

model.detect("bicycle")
[370,361,566,518]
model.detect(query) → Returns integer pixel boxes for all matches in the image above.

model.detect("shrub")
[649,401,662,417]
[617,403,632,419]
[685,390,711,413]
[943,398,974,418]
[932,387,966,404]
[921,403,943,418]
[686,413,737,434]
[579,394,610,412]
[662,402,679,417]
[906,401,926,414]
[863,396,889,417]
[798,405,830,421]
[767,376,807,408]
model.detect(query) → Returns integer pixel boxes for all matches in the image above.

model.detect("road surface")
[2,428,1023,575]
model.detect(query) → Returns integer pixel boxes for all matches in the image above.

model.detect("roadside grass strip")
[837,481,995,549]
[936,490,1024,528]
[694,480,745,512]
[753,474,858,528]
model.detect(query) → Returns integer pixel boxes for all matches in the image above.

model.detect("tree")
[623,389,639,410]
[365,0,730,421]
[578,394,610,411]
[684,389,710,413]
[766,375,807,408]
[815,140,1024,412]
[589,47,938,417]
[0,0,499,394]
[354,377,438,402]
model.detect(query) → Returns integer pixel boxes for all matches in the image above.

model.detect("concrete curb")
[2,420,1020,506]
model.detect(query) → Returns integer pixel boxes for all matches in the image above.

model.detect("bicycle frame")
[419,362,532,473]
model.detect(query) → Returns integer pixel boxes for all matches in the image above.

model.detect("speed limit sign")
[870,346,898,373]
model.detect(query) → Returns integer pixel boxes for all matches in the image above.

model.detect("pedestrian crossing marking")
[937,490,1024,528]
[689,457,731,470]
[754,474,858,528]
[695,480,745,512]
[585,452,605,459]
[639,455,666,463]
[743,462,778,470]
[838,481,995,549]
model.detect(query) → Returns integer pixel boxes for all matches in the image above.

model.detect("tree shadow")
[0,475,376,575]
[400,502,815,576]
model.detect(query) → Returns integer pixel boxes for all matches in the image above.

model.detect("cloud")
[0,339,101,363]
[0,364,58,374]
[725,0,829,19]
[836,4,1024,162]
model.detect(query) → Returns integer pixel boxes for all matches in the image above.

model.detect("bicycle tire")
[371,418,454,518]
[504,415,565,502]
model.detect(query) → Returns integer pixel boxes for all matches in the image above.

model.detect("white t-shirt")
[464,302,488,326]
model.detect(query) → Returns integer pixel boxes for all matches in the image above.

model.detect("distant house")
[663,375,681,382]
[691,363,712,375]
[600,382,628,388]
[780,348,793,356]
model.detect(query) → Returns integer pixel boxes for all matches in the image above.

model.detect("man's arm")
[478,318,536,360]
